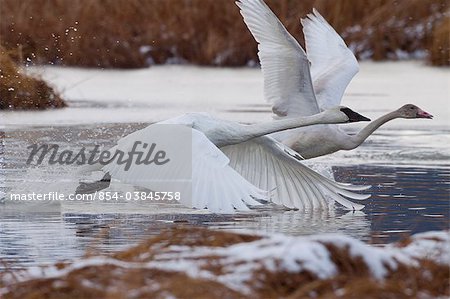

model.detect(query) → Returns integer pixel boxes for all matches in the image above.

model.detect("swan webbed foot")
[76,172,111,195]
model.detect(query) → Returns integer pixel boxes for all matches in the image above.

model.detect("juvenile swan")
[236,0,433,159]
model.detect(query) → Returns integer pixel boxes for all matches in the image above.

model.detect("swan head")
[397,104,433,119]
[321,106,371,123]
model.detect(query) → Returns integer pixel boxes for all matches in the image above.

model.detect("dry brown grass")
[0,0,448,68]
[1,227,448,299]
[0,47,66,109]
[429,17,450,66]
[2,267,246,299]
[112,226,261,262]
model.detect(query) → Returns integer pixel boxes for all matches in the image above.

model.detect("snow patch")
[3,230,448,295]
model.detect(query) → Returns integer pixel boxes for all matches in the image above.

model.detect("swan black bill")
[340,108,371,123]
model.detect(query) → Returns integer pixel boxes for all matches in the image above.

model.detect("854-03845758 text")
[8,191,182,201]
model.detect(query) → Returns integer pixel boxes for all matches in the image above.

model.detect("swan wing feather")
[101,125,266,213]
[222,136,370,210]
[301,8,359,110]
[236,0,320,117]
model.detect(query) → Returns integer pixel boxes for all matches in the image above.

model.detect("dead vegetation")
[429,17,450,66]
[0,0,448,68]
[0,47,66,109]
[1,227,448,299]
[112,226,261,262]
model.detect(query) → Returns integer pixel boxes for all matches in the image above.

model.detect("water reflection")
[0,206,372,269]
[210,208,370,240]
[334,165,450,243]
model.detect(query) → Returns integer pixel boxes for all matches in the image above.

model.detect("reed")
[0,47,66,109]
[429,17,450,66]
[0,0,448,68]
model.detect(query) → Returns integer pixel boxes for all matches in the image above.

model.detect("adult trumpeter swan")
[236,0,433,159]
[79,107,370,213]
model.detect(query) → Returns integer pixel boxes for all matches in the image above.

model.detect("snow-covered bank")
[1,228,448,298]
[0,61,448,129]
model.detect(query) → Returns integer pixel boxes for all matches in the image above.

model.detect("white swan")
[78,107,370,213]
[236,0,433,159]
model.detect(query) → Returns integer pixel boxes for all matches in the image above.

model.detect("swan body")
[79,109,371,213]
[237,0,433,159]
[274,125,350,159]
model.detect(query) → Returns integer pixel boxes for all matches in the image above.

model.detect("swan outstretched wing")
[301,8,359,110]
[221,136,370,210]
[236,0,320,117]
[101,125,266,213]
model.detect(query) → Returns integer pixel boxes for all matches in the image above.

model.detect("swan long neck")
[347,111,400,149]
[242,113,330,140]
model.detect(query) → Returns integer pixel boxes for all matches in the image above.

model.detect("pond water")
[0,62,449,269]
[0,123,448,269]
